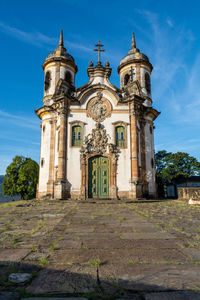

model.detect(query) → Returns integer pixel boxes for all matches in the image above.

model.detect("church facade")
[35,31,160,200]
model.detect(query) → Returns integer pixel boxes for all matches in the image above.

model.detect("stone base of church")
[36,181,157,200]
[54,180,67,199]
[118,191,129,198]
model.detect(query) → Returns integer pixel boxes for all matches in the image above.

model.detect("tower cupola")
[118,33,153,101]
[42,30,78,102]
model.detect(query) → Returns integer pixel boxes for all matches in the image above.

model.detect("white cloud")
[0,110,40,130]
[166,18,174,28]
[0,21,92,53]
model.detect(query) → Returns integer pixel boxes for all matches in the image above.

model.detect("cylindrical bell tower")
[118,33,153,105]
[42,30,78,103]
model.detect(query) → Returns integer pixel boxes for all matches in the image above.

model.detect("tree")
[155,151,200,197]
[3,156,39,200]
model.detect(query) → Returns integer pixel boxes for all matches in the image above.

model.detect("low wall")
[178,187,200,200]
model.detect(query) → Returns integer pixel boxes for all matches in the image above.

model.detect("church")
[35,30,160,200]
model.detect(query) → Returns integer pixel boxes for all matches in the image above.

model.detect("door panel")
[88,156,109,198]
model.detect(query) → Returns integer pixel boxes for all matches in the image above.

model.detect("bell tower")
[118,33,153,106]
[42,30,78,104]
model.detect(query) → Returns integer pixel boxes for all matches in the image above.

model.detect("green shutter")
[115,126,126,147]
[72,126,82,146]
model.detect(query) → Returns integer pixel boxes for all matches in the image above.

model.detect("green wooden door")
[88,156,109,198]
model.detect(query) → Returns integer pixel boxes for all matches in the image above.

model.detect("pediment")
[76,84,121,106]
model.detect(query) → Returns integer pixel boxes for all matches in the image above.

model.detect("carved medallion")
[87,92,111,122]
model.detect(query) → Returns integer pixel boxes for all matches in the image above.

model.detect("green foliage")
[155,150,200,196]
[3,155,39,200]
[155,151,200,184]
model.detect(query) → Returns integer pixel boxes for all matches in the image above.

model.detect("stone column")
[47,120,56,196]
[55,107,67,199]
[129,101,140,198]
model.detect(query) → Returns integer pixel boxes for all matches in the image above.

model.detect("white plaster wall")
[92,76,106,85]
[38,119,51,193]
[144,122,156,195]
[44,65,56,97]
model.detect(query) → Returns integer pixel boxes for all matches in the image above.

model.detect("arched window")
[72,125,82,146]
[115,126,126,147]
[41,158,44,167]
[124,73,130,86]
[44,71,51,91]
[65,71,72,84]
[145,73,151,94]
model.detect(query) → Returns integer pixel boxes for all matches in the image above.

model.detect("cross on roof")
[94,40,105,65]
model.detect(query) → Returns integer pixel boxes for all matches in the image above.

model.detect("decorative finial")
[59,29,64,47]
[94,40,105,65]
[105,61,110,67]
[131,32,136,49]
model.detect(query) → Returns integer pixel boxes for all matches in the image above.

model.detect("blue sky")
[0,0,200,174]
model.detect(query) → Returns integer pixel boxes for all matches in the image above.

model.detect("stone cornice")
[42,57,78,73]
[144,107,160,121]
[118,59,153,74]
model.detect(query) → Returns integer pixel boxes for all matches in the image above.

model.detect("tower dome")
[42,30,78,100]
[118,33,153,100]
[43,30,77,68]
[118,33,152,68]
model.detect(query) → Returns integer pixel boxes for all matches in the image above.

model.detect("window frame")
[145,72,151,94]
[64,71,72,84]
[112,121,128,149]
[44,71,51,91]
[69,121,86,148]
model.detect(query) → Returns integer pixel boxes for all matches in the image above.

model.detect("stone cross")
[94,40,105,64]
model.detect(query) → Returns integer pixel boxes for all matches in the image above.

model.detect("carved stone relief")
[80,122,119,163]
[87,92,111,122]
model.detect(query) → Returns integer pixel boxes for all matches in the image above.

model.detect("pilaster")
[54,103,67,199]
[140,118,148,196]
[46,120,56,196]
[129,100,142,198]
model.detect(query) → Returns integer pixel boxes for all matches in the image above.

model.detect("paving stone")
[8,272,32,283]
[62,232,117,239]
[99,264,200,291]
[24,252,49,261]
[0,249,30,262]
[65,227,94,233]
[56,239,81,249]
[42,213,65,218]
[144,291,200,300]
[120,232,175,240]
[84,238,180,249]
[0,292,19,300]
[26,268,96,293]
[181,248,200,261]
[49,248,187,264]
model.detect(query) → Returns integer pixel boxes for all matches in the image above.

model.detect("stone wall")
[178,187,200,200]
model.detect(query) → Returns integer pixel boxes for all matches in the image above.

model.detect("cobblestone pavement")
[0,199,200,299]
